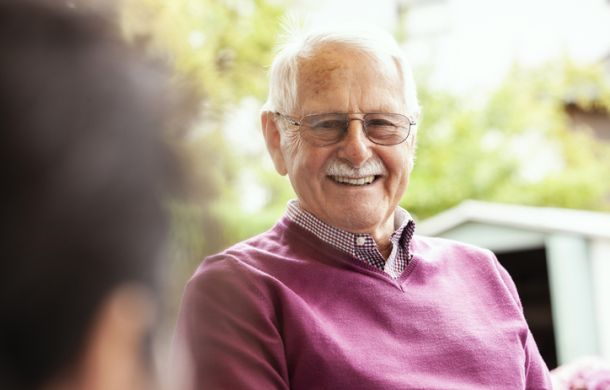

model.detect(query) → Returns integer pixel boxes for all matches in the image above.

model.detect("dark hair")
[0,1,182,388]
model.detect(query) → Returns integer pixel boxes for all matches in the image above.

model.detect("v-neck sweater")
[174,215,551,389]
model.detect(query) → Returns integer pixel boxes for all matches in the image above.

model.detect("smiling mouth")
[329,175,380,186]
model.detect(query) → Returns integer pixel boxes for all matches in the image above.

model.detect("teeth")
[332,175,376,185]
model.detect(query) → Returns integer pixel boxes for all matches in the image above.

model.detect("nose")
[337,118,373,167]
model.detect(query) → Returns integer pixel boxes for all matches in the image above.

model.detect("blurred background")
[116,0,610,376]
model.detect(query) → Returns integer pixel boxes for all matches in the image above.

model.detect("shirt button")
[356,237,366,246]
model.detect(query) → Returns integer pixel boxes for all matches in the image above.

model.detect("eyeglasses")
[275,112,415,146]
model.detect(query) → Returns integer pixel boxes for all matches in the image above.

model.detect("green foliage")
[121,0,283,108]
[405,60,610,219]
[118,0,285,321]
[120,0,284,234]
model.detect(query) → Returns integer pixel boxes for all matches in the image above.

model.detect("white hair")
[262,24,421,123]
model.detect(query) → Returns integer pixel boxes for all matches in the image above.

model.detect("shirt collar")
[285,199,414,258]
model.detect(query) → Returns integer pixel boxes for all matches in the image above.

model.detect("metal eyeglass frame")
[274,112,416,146]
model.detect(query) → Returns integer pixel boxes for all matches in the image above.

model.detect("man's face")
[266,44,415,239]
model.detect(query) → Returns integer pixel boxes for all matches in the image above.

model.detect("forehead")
[295,43,405,115]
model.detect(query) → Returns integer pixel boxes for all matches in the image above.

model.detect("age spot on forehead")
[298,48,351,97]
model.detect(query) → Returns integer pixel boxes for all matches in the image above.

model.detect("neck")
[377,240,393,259]
[345,214,395,259]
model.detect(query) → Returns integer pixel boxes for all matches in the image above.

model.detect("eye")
[312,120,345,130]
[366,119,396,128]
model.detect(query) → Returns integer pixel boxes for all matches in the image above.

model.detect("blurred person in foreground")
[172,26,552,389]
[0,1,188,389]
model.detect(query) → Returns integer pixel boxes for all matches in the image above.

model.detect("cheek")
[384,149,411,187]
[281,131,302,153]
[296,158,325,187]
[284,155,317,197]
[288,145,329,179]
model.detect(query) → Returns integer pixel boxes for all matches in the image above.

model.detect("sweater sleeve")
[523,329,553,389]
[491,251,552,389]
[171,257,289,390]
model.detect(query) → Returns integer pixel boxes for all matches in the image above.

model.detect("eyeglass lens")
[301,113,410,146]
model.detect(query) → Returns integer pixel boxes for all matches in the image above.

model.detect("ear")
[76,285,157,390]
[261,111,288,176]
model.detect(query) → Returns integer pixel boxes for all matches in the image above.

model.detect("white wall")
[591,238,610,360]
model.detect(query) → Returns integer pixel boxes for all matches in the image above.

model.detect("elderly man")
[173,27,551,389]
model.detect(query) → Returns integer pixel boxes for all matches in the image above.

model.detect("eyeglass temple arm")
[274,112,300,127]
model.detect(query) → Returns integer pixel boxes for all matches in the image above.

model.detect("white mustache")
[325,157,387,178]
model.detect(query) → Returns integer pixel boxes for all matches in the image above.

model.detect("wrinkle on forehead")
[295,43,404,114]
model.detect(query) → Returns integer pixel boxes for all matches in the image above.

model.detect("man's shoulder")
[200,228,280,268]
[410,235,518,299]
[410,234,498,271]
[188,219,298,287]
[178,229,290,322]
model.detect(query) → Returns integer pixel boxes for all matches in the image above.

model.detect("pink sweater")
[173,216,551,389]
